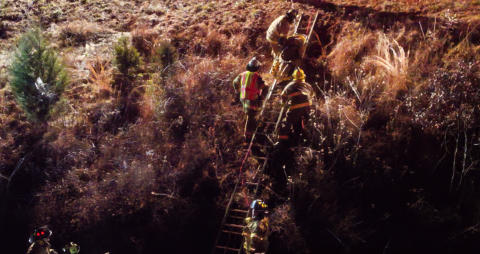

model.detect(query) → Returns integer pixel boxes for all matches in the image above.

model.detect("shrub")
[9,28,68,122]
[113,36,141,77]
[152,40,177,74]
[0,21,8,39]
[204,30,225,57]
[131,28,159,56]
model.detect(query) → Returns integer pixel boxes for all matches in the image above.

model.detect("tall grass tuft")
[9,28,68,122]
[365,33,409,95]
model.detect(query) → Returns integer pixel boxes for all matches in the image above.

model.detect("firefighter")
[266,9,298,58]
[233,57,267,144]
[278,67,312,147]
[27,226,58,254]
[267,9,298,76]
[275,33,307,86]
[243,200,269,254]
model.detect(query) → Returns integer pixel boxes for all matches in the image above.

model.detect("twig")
[342,109,359,130]
[383,239,391,254]
[346,76,361,103]
[450,124,460,193]
[6,153,30,191]
[457,128,468,190]
[151,191,177,200]
[0,173,8,181]
[325,228,346,249]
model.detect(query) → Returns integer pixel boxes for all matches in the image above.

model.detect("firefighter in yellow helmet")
[233,57,267,144]
[243,200,269,254]
[278,68,313,147]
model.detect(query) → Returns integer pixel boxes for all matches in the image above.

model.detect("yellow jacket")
[266,15,291,44]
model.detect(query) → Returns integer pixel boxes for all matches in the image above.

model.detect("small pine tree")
[153,40,177,73]
[114,37,141,77]
[9,28,68,122]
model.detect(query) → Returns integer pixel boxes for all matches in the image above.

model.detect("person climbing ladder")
[233,57,268,148]
[243,200,270,254]
[278,67,313,147]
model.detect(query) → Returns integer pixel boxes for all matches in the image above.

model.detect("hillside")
[1,0,480,253]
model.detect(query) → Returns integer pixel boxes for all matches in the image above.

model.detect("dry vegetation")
[0,0,480,253]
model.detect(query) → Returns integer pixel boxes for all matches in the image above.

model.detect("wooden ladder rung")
[222,230,243,235]
[224,224,244,229]
[231,209,248,213]
[229,215,245,220]
[216,245,240,252]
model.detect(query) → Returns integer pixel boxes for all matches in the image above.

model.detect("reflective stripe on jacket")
[281,80,313,111]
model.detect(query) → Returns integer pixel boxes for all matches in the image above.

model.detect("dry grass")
[319,94,363,139]
[131,27,159,56]
[87,57,113,97]
[364,32,409,95]
[140,79,164,121]
[144,1,166,16]
[322,0,480,20]
[443,35,480,64]
[59,21,104,46]
[327,23,377,78]
[204,30,228,57]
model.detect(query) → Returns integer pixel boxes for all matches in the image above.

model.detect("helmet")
[293,34,306,44]
[250,199,268,219]
[28,226,52,244]
[292,68,306,81]
[246,57,261,72]
[62,242,80,254]
[286,9,298,22]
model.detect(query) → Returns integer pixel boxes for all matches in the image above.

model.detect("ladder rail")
[301,11,320,58]
[293,13,303,35]
[212,79,280,254]
[212,174,242,254]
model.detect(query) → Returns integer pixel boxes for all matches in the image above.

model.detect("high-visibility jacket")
[281,80,312,111]
[233,71,265,111]
[243,217,269,254]
[266,15,291,44]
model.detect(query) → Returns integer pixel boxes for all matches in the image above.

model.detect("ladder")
[212,11,320,254]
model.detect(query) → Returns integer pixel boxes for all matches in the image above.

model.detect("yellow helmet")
[292,68,305,81]
[293,34,307,44]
